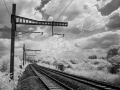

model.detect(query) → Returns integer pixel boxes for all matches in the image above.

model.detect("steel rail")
[30,65,73,90]
[30,65,50,90]
[34,64,120,90]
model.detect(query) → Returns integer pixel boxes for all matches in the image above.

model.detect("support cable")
[35,0,64,38]
[65,9,120,41]
[2,0,10,17]
[56,0,73,21]
[62,10,99,34]
[46,0,74,36]
[51,0,63,18]
[56,7,120,47]
[60,5,106,35]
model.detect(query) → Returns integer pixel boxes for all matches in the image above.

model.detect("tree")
[107,55,120,74]
[94,55,97,59]
[107,45,120,59]
[88,55,97,59]
[107,45,120,74]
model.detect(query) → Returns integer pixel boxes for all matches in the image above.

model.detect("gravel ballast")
[15,64,47,90]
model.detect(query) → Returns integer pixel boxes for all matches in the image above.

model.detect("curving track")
[30,64,120,90]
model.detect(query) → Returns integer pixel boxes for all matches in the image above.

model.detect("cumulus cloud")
[0,39,10,57]
[0,26,11,39]
[30,26,49,39]
[0,0,43,40]
[37,0,104,36]
[99,0,120,15]
[105,7,120,30]
[74,31,120,50]
[0,0,41,27]
[1,0,120,60]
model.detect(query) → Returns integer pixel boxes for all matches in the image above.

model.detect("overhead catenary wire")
[48,1,100,37]
[64,8,120,41]
[61,10,99,34]
[46,0,74,36]
[56,7,120,47]
[35,0,65,38]
[54,0,107,37]
[35,0,63,38]
[2,0,11,17]
[55,0,74,21]
[46,0,64,21]
[51,0,63,17]
[60,4,108,35]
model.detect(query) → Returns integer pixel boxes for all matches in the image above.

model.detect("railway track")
[30,64,73,90]
[30,64,120,90]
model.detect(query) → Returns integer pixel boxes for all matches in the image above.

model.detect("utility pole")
[10,4,16,80]
[23,44,25,66]
[24,51,26,64]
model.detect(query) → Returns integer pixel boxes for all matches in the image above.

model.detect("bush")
[106,45,120,74]
[0,56,9,72]
[107,45,120,59]
[70,59,78,64]
[41,61,50,65]
[108,65,119,74]
[107,55,120,65]
[67,64,73,69]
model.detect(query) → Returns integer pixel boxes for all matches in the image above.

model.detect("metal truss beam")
[11,15,68,26]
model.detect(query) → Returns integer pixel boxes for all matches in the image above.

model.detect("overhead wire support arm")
[11,14,68,26]
[11,14,68,36]
[26,55,36,56]
[15,31,43,36]
[53,33,65,37]
[25,49,41,55]
[25,49,41,51]
[16,31,43,33]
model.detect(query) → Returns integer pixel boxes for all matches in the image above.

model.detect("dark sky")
[35,0,51,20]
[99,0,120,15]
[36,0,51,11]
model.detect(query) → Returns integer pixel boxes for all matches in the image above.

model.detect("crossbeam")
[26,55,36,56]
[53,33,64,37]
[16,31,43,33]
[15,31,43,36]
[25,49,41,51]
[11,15,68,26]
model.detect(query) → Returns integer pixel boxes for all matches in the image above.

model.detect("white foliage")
[37,56,118,83]
[0,55,27,90]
